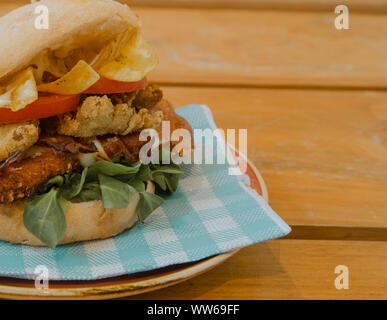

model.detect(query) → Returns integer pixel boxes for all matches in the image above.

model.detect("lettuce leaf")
[23,154,182,248]
[70,182,101,203]
[98,174,136,209]
[137,192,164,223]
[24,188,67,249]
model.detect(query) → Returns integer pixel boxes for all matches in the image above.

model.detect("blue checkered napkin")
[0,104,291,280]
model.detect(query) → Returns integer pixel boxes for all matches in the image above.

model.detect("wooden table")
[4,0,387,299]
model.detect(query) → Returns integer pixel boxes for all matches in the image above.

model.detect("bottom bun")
[0,182,155,247]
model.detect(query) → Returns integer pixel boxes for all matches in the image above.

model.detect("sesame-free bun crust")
[0,182,155,247]
[0,0,139,81]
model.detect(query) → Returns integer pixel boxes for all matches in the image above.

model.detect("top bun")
[0,0,139,81]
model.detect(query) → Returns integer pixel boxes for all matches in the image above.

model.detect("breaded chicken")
[0,121,39,162]
[0,146,81,203]
[57,95,163,138]
[109,84,163,109]
[132,84,163,109]
[0,100,193,204]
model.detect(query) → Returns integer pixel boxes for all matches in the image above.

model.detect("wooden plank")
[139,8,387,89]
[0,5,386,89]
[161,86,387,229]
[124,239,387,299]
[284,226,387,242]
[10,1,387,13]
[125,0,387,13]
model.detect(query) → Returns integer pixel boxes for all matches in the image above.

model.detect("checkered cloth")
[0,105,290,280]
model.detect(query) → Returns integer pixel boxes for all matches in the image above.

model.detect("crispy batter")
[0,121,39,162]
[57,95,163,138]
[109,84,163,109]
[99,135,131,160]
[114,100,194,163]
[106,91,137,107]
[0,147,81,203]
[132,84,163,109]
[0,100,193,204]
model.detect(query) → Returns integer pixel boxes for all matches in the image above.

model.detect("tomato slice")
[83,78,147,94]
[0,78,147,123]
[0,94,80,124]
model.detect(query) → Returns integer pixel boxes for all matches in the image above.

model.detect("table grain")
[2,0,387,300]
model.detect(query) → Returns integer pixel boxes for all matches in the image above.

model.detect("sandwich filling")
[0,25,192,248]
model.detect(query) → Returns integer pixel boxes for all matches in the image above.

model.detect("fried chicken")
[0,121,39,162]
[0,100,193,204]
[109,84,163,109]
[57,84,164,138]
[0,147,81,203]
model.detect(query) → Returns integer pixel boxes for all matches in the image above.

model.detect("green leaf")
[23,188,67,248]
[137,192,164,223]
[57,194,69,214]
[110,173,136,183]
[137,165,152,181]
[98,174,135,209]
[152,172,168,191]
[22,154,183,248]
[70,182,101,203]
[61,168,88,200]
[111,155,123,163]
[39,176,65,194]
[166,173,180,193]
[149,157,182,193]
[119,159,142,168]
[128,177,146,192]
[152,171,181,193]
[87,160,141,181]
[112,155,139,166]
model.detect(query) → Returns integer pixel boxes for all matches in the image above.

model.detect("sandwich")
[0,0,192,248]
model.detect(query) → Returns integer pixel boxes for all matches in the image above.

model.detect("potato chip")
[92,29,137,71]
[96,30,158,82]
[0,67,38,111]
[31,49,68,85]
[38,60,100,95]
[0,29,157,112]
